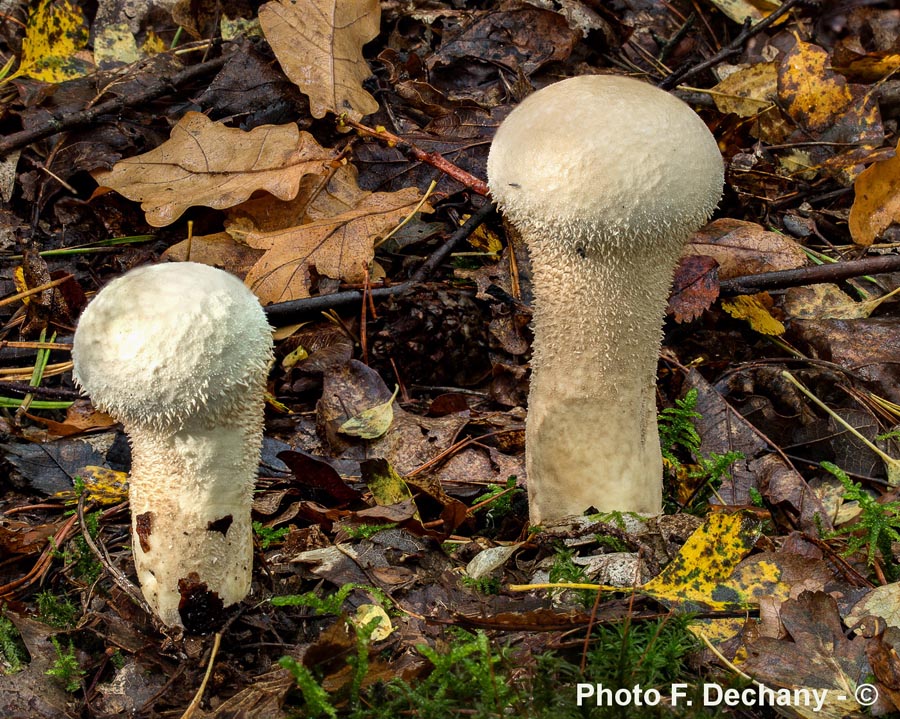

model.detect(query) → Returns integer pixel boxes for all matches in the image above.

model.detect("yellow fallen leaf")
[15,0,91,83]
[351,603,393,640]
[778,41,854,132]
[340,386,399,439]
[721,294,785,335]
[54,466,129,506]
[849,140,900,247]
[711,63,777,118]
[640,511,763,611]
[361,458,420,522]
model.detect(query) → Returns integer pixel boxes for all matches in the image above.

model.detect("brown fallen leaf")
[259,0,380,120]
[849,140,900,246]
[743,591,870,719]
[668,254,720,323]
[240,176,429,304]
[687,218,807,279]
[92,112,335,226]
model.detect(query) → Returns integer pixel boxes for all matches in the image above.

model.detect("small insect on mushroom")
[487,75,724,524]
[72,262,273,630]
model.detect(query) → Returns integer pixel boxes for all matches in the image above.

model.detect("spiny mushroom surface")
[487,75,723,523]
[72,262,273,629]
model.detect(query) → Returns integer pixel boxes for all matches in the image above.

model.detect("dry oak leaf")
[849,141,900,246]
[686,218,807,279]
[92,112,335,227]
[241,185,428,304]
[259,0,380,121]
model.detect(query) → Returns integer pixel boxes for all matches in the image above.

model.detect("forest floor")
[2,0,900,717]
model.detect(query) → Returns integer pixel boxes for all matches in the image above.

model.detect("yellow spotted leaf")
[721,294,785,335]
[54,466,129,506]
[340,386,399,439]
[778,41,854,132]
[16,0,91,83]
[640,511,763,611]
[711,62,777,118]
[706,0,779,24]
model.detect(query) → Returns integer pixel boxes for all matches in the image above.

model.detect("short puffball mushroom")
[487,75,723,523]
[72,262,273,629]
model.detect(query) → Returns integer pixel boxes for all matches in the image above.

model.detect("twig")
[718,254,900,295]
[0,274,74,308]
[77,494,155,618]
[659,0,806,90]
[263,201,495,323]
[180,632,222,719]
[341,117,490,196]
[0,53,229,157]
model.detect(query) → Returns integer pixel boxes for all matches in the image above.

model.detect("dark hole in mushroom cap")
[135,511,153,553]
[207,515,233,536]
[178,572,226,634]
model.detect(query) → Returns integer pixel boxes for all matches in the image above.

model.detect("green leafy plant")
[0,611,26,674]
[658,389,702,467]
[60,511,102,583]
[823,461,900,571]
[280,655,339,719]
[460,576,501,595]
[472,476,522,525]
[342,523,397,540]
[548,547,595,609]
[272,582,390,616]
[657,388,744,512]
[46,637,85,692]
[35,590,80,629]
[252,521,290,549]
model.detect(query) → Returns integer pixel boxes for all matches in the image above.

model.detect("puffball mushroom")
[71,262,273,629]
[487,75,723,523]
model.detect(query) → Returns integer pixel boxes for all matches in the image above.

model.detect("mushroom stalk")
[72,262,273,629]
[487,75,723,523]
[525,230,681,519]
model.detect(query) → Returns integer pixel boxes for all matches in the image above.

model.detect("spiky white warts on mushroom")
[72,262,273,630]
[487,75,724,524]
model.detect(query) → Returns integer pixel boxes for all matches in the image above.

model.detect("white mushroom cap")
[72,262,272,431]
[487,75,723,523]
[72,262,273,629]
[488,74,723,252]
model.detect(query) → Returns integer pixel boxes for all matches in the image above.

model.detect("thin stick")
[341,118,490,196]
[659,0,805,90]
[263,202,495,323]
[179,632,222,719]
[0,274,74,308]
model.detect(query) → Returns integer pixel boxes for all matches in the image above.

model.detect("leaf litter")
[4,0,900,717]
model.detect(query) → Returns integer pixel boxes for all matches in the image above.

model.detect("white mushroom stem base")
[525,237,676,523]
[128,415,263,629]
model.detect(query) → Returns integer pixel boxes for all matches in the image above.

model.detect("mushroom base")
[127,420,262,630]
[526,385,663,523]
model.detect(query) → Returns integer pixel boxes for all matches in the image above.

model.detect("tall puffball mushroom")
[487,75,723,523]
[72,262,273,629]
